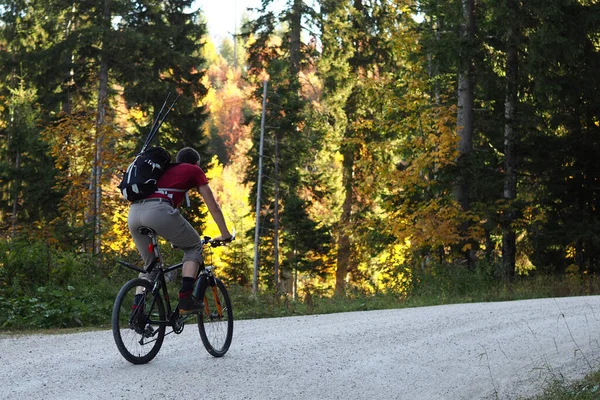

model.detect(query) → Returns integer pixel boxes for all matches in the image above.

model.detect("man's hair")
[176,147,201,165]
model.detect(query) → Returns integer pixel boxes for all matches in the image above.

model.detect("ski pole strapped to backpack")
[117,93,179,202]
[118,146,172,202]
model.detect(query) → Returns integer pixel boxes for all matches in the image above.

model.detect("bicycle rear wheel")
[196,276,233,357]
[112,278,166,364]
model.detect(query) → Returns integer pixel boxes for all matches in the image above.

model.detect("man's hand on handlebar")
[210,234,234,246]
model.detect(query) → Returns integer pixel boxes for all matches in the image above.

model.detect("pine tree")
[113,0,208,154]
[245,0,330,294]
[0,77,60,237]
[317,0,401,294]
[0,0,65,238]
[521,0,600,273]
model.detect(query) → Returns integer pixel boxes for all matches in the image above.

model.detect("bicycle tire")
[112,278,166,364]
[196,276,233,357]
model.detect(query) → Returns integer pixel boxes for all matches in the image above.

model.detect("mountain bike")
[112,226,234,364]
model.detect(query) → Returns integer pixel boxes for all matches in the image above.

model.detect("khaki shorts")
[128,200,203,268]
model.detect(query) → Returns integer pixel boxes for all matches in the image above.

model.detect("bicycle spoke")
[112,278,166,364]
[197,277,233,357]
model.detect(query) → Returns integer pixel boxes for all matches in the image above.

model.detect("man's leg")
[128,205,154,295]
[178,260,204,314]
[140,206,204,313]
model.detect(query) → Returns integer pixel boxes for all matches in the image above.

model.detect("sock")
[133,293,144,307]
[179,277,195,298]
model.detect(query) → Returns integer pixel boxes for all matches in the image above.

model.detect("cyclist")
[128,147,232,314]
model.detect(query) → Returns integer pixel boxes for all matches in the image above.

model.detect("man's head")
[176,147,201,165]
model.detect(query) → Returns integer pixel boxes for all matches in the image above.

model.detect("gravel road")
[2,296,600,400]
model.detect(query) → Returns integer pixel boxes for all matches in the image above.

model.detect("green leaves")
[1,283,114,330]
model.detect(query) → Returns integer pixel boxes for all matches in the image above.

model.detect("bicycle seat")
[137,226,157,236]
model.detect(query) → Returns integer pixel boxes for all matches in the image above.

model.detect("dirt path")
[2,296,600,399]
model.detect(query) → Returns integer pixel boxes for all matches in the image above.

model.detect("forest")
[1,0,600,328]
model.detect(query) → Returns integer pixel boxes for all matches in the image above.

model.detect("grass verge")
[525,371,600,400]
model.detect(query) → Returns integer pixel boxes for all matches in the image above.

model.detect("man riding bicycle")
[127,147,232,314]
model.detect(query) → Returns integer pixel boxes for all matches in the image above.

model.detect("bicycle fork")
[204,277,224,320]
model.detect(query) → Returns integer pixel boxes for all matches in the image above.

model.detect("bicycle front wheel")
[196,276,233,357]
[112,278,166,364]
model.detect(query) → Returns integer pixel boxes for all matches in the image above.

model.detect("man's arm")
[198,184,232,240]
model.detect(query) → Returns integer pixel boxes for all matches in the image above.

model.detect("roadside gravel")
[2,296,600,400]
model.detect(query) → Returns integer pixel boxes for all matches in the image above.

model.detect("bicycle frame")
[117,249,224,330]
[117,260,183,330]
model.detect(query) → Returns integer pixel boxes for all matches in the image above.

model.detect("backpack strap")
[156,188,190,207]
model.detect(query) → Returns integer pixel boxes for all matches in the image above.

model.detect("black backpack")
[118,146,172,202]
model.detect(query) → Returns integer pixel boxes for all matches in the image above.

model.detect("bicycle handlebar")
[204,229,236,247]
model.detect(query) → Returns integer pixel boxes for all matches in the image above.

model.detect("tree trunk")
[336,142,354,295]
[289,0,302,75]
[456,0,475,159]
[455,0,475,265]
[92,0,112,254]
[274,132,282,292]
[502,20,518,281]
[278,0,301,294]
[253,80,268,295]
[62,3,77,115]
[10,150,20,239]
[428,16,443,104]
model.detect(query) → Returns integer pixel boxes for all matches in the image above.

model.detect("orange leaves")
[203,53,256,161]
[41,112,95,219]
[40,108,126,247]
[41,112,94,172]
[365,71,484,256]
[385,197,485,252]
[404,200,461,248]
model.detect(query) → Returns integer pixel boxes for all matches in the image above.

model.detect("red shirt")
[147,163,208,208]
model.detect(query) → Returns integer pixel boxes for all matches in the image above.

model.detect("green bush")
[408,261,499,304]
[0,239,51,294]
[0,238,120,330]
[0,280,118,330]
